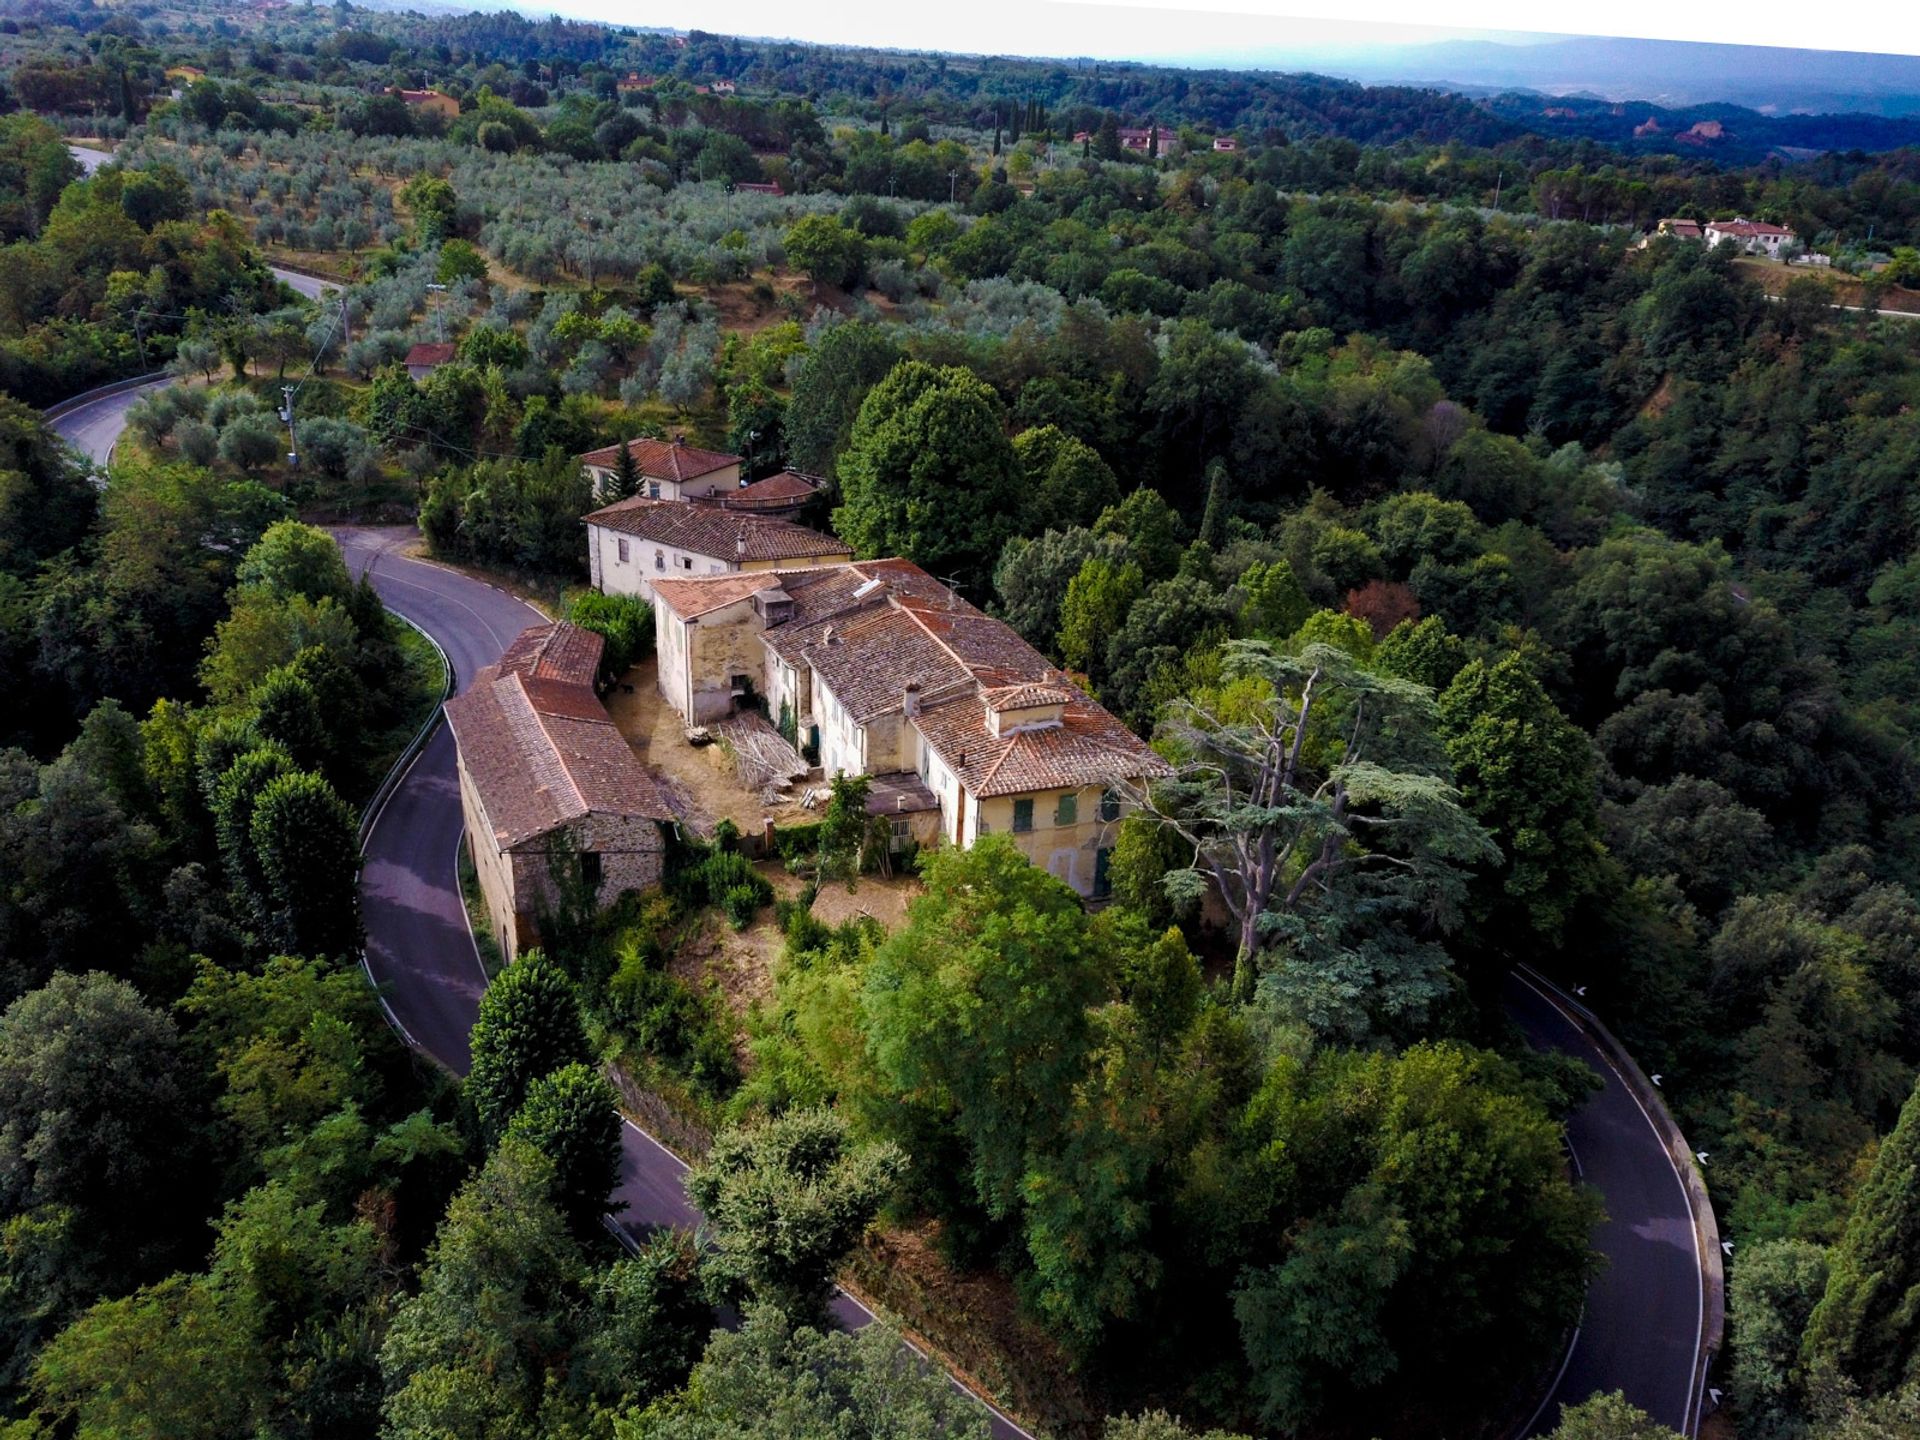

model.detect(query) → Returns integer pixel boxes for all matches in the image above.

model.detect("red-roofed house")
[405,342,456,381]
[645,560,1170,898]
[444,621,676,959]
[577,435,742,500]
[387,87,459,119]
[583,495,850,600]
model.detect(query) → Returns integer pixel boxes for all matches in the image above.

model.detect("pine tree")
[1804,1074,1920,1393]
[605,439,640,502]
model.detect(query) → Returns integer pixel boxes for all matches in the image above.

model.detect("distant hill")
[1473,91,1920,163]
[1304,35,1920,118]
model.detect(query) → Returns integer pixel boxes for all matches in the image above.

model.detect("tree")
[1730,1239,1830,1439]
[504,1062,622,1236]
[1805,1073,1920,1395]
[685,1108,902,1320]
[436,238,488,284]
[251,666,330,776]
[234,519,354,607]
[783,214,868,293]
[0,398,96,580]
[0,972,192,1262]
[1543,1393,1686,1440]
[1057,555,1143,683]
[625,1304,989,1440]
[466,950,590,1138]
[833,361,1022,585]
[400,174,458,245]
[862,839,1107,1224]
[380,1137,584,1438]
[784,321,902,481]
[604,438,642,501]
[251,770,360,958]
[1138,639,1496,1004]
[1438,652,1604,947]
[219,411,285,472]
[574,1234,708,1407]
[1012,425,1121,533]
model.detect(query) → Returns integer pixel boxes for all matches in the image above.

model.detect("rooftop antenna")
[935,573,967,610]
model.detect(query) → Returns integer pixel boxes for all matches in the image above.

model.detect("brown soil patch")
[1640,372,1678,421]
[605,657,816,838]
[845,1220,1101,1440]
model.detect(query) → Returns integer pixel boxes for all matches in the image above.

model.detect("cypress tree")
[467,950,591,1140]
[606,439,641,501]
[1198,459,1230,549]
[1804,1075,1920,1393]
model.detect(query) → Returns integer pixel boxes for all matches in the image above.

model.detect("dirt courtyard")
[604,655,816,838]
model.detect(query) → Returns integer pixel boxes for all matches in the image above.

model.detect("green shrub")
[567,590,654,683]
[683,849,773,912]
[722,883,761,931]
[604,946,740,1098]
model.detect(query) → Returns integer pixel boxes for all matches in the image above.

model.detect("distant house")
[404,342,455,381]
[388,87,459,119]
[647,560,1171,899]
[584,496,851,601]
[1072,130,1094,143]
[1656,218,1704,240]
[734,180,783,196]
[577,435,742,501]
[1212,136,1238,151]
[710,79,736,95]
[1705,218,1798,257]
[444,622,676,961]
[616,72,657,93]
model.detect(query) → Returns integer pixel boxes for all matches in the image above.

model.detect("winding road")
[47,371,1717,1438]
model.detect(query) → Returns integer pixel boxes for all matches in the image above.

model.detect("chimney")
[824,625,837,646]
[672,432,686,446]
[903,682,921,718]
[735,531,747,558]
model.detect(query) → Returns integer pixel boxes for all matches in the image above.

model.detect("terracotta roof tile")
[576,436,740,481]
[650,572,790,619]
[445,626,675,848]
[582,497,849,563]
[404,342,455,367]
[497,621,604,687]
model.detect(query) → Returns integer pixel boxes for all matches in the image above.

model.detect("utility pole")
[1493,169,1503,212]
[949,168,958,204]
[279,385,299,467]
[426,281,447,342]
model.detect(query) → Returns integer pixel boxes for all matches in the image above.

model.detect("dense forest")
[4,3,1920,1439]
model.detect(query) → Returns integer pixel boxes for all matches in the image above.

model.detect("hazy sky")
[526,0,1920,61]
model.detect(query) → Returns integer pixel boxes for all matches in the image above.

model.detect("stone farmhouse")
[584,496,852,602]
[1704,218,1798,257]
[646,559,1172,899]
[444,621,675,961]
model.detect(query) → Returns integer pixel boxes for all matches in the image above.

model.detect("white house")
[577,436,742,501]
[1704,218,1798,258]
[584,497,851,603]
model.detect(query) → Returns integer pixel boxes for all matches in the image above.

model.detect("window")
[889,817,911,851]
[1054,793,1078,827]
[1100,789,1121,822]
[647,481,661,499]
[616,537,630,564]
[654,550,665,571]
[1012,798,1034,833]
[1093,847,1113,899]
[579,850,602,891]
[679,555,693,570]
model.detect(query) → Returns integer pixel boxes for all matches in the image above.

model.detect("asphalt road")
[1505,970,1706,1436]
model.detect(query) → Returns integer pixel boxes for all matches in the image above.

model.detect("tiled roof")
[984,682,1075,711]
[576,436,740,482]
[650,572,791,620]
[1709,219,1794,236]
[582,497,849,563]
[801,608,971,723]
[445,626,675,848]
[721,470,819,509]
[405,342,455,367]
[648,559,1170,796]
[913,688,1173,799]
[496,621,603,688]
